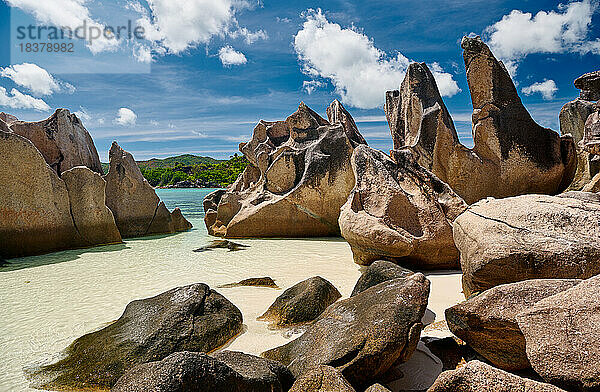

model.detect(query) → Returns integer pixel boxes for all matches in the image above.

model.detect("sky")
[0,0,599,161]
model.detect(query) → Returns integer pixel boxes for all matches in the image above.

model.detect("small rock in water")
[219,277,279,289]
[194,240,249,252]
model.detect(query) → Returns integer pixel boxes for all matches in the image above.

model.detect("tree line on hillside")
[140,154,248,188]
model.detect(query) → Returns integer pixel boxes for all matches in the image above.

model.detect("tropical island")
[1,0,600,391]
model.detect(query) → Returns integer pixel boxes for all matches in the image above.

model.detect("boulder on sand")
[339,145,467,269]
[289,365,355,392]
[351,260,414,296]
[258,276,341,327]
[516,274,600,391]
[104,141,192,238]
[29,283,243,390]
[62,166,122,246]
[445,279,581,371]
[427,360,566,392]
[386,38,575,205]
[9,109,103,175]
[205,101,366,238]
[113,350,294,392]
[262,274,430,388]
[453,192,600,297]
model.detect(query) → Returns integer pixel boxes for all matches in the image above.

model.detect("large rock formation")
[560,98,597,190]
[0,130,80,258]
[9,109,103,175]
[258,276,341,327]
[386,37,575,204]
[575,70,600,101]
[204,101,365,238]
[445,279,581,371]
[339,145,467,269]
[113,351,294,392]
[427,360,566,392]
[262,274,430,388]
[582,102,600,155]
[0,111,18,125]
[453,192,600,297]
[517,274,600,391]
[62,166,122,246]
[29,283,243,390]
[104,141,192,237]
[0,131,122,258]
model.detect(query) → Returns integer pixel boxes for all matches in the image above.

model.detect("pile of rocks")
[0,110,192,258]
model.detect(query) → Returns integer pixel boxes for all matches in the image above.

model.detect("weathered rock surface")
[205,102,365,238]
[258,276,341,327]
[262,274,430,387]
[104,142,192,238]
[351,260,414,296]
[289,365,355,392]
[0,130,80,258]
[213,351,295,392]
[30,283,243,390]
[326,99,367,147]
[10,109,103,174]
[339,145,467,269]
[446,279,581,371]
[575,70,600,101]
[219,277,278,288]
[62,166,122,246]
[112,351,293,392]
[0,111,18,125]
[453,193,600,297]
[387,38,575,205]
[0,117,10,132]
[427,360,566,392]
[516,274,600,391]
[583,103,600,155]
[560,98,597,190]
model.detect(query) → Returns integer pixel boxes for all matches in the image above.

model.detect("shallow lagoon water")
[0,189,462,391]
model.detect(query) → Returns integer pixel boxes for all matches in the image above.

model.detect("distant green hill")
[101,153,247,188]
[101,154,224,174]
[137,154,222,169]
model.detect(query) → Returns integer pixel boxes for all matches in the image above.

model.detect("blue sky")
[0,0,599,161]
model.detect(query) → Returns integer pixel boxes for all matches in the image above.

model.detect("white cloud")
[0,63,74,96]
[150,120,159,126]
[0,87,51,111]
[132,0,267,55]
[115,108,137,126]
[294,9,459,109]
[430,62,461,97]
[6,0,119,53]
[302,80,325,94]
[218,45,247,66]
[522,79,558,100]
[74,107,91,122]
[485,0,600,73]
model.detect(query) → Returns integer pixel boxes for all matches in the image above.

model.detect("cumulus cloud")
[218,46,247,66]
[5,0,119,53]
[429,62,461,97]
[115,108,137,126]
[485,0,600,73]
[522,79,558,100]
[294,9,459,109]
[0,63,74,96]
[132,0,267,56]
[302,80,325,94]
[0,87,51,111]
